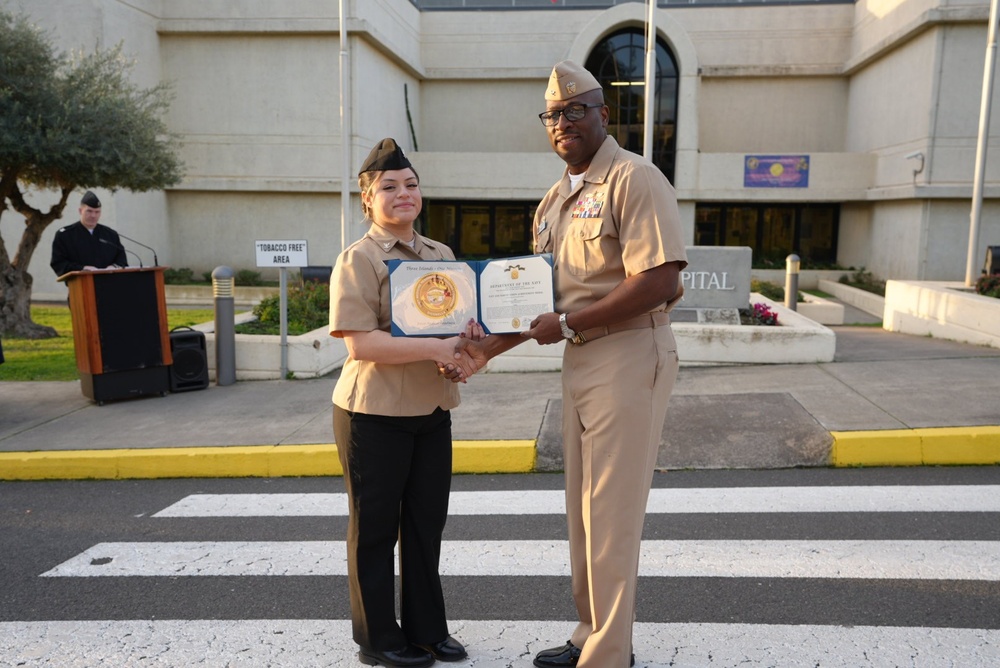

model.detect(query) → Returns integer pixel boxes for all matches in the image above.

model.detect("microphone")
[99,237,143,268]
[118,233,159,266]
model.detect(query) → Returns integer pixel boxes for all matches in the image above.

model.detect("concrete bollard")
[784,254,800,311]
[212,266,236,386]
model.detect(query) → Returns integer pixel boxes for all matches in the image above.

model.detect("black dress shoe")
[533,641,580,667]
[358,644,434,668]
[532,640,635,667]
[415,635,467,662]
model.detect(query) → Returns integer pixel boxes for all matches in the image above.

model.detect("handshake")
[435,320,486,384]
[435,312,567,383]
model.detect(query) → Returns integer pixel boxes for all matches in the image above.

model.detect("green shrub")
[977,274,1000,298]
[750,279,803,303]
[163,267,197,284]
[751,279,784,301]
[235,269,264,286]
[239,281,329,336]
[165,267,279,286]
[839,268,886,297]
[750,254,847,271]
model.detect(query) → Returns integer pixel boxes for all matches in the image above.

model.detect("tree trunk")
[0,263,56,338]
[0,180,70,339]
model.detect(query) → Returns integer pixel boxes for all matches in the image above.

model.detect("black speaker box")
[169,328,209,392]
[300,265,333,285]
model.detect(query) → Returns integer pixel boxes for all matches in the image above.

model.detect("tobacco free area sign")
[255,240,308,268]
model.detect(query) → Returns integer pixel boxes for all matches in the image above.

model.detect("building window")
[586,27,679,183]
[424,201,537,260]
[695,203,840,267]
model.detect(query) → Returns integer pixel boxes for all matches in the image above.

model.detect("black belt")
[572,311,671,345]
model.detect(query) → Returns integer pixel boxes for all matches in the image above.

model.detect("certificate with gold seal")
[476,254,554,334]
[388,254,554,336]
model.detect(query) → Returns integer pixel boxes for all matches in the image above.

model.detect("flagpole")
[968,0,1000,286]
[643,0,656,161]
[339,0,351,253]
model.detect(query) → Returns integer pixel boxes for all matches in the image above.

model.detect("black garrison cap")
[80,191,101,208]
[358,138,412,176]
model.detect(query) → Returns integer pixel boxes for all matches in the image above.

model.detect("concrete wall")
[161,34,341,186]
[699,78,848,153]
[10,0,1000,303]
[867,201,930,279]
[929,23,996,186]
[846,28,938,182]
[165,191,344,280]
[419,80,547,154]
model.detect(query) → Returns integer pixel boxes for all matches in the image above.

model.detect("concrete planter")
[819,277,1000,349]
[752,269,848,290]
[673,295,835,365]
[818,279,885,318]
[164,284,278,308]
[883,280,1000,349]
[487,293,836,370]
[191,318,347,381]
[750,271,850,323]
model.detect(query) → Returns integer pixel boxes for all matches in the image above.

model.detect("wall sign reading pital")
[744,155,809,188]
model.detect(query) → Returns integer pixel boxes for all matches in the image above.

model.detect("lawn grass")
[801,289,835,299]
[0,306,214,381]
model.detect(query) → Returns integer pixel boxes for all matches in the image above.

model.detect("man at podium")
[50,190,127,276]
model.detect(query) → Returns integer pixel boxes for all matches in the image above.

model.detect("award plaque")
[389,261,478,336]
[388,254,554,336]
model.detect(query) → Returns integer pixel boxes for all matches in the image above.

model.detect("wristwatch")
[559,313,577,340]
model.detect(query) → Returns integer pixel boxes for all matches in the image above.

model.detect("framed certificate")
[388,254,554,336]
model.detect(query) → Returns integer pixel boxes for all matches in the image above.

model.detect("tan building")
[14,0,1000,301]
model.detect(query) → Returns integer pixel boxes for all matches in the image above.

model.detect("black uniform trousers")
[333,405,454,652]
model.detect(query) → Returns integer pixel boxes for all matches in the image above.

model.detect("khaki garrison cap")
[545,60,602,101]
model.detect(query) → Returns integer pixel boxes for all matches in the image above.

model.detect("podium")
[58,267,173,404]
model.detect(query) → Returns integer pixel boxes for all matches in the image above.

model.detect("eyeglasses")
[538,103,604,127]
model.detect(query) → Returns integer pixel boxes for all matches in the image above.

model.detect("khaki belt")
[572,311,671,345]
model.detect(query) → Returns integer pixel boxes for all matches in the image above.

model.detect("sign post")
[254,240,309,378]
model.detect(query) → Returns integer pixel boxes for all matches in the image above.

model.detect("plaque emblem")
[505,264,525,280]
[413,272,458,319]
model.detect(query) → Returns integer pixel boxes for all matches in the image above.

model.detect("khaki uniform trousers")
[561,324,679,668]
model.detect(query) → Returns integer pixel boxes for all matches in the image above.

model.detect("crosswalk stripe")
[151,485,1000,517]
[3,620,999,667]
[39,539,1000,580]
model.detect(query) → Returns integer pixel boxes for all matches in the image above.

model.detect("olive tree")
[0,9,182,338]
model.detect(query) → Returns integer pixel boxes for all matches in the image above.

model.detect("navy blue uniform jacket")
[50,222,128,277]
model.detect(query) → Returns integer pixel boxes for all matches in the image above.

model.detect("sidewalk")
[2,326,999,480]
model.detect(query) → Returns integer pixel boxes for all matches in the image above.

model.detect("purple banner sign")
[744,155,809,188]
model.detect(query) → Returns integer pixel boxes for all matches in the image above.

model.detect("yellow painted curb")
[0,440,537,481]
[453,440,536,473]
[831,426,1000,467]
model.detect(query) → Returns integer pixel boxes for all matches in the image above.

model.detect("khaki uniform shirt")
[329,223,461,416]
[533,135,688,313]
